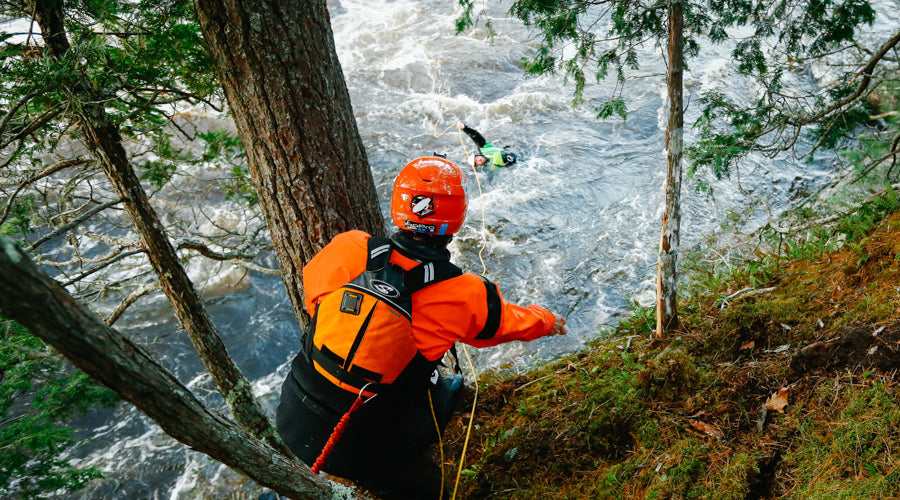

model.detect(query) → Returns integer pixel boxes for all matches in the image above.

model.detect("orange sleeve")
[302,230,370,315]
[411,273,556,360]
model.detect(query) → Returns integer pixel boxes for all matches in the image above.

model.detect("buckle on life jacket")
[311,344,387,395]
[319,345,383,382]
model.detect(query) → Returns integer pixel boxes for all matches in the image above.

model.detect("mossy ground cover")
[438,207,900,499]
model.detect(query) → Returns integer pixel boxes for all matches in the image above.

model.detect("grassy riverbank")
[437,192,900,499]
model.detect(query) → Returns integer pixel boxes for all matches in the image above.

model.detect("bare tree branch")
[27,199,122,252]
[0,340,52,360]
[174,238,279,274]
[790,30,900,127]
[233,260,280,275]
[767,181,900,234]
[0,156,94,226]
[58,248,145,288]
[176,239,258,260]
[0,104,67,150]
[0,91,40,139]
[105,281,161,325]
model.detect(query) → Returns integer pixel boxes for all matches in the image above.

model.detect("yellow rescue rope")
[432,120,490,273]
[452,345,479,500]
[432,118,489,500]
[427,390,446,500]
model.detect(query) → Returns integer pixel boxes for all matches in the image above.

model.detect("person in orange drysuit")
[275,156,566,500]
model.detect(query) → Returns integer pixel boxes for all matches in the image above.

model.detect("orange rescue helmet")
[391,156,467,235]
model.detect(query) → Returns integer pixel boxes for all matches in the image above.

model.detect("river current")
[55,0,899,498]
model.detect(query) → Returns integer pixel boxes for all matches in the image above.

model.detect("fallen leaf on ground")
[765,387,789,413]
[688,420,724,439]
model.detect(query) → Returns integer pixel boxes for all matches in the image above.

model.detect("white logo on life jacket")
[411,195,435,217]
[372,280,400,298]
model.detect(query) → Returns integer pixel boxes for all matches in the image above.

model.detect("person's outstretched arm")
[412,273,567,361]
[457,122,487,148]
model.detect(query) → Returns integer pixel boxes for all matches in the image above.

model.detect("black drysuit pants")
[275,363,459,500]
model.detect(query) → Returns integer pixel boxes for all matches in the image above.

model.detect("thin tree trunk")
[31,0,285,453]
[657,0,684,337]
[0,238,335,500]
[193,0,386,328]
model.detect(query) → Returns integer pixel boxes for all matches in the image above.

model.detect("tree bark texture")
[0,238,334,500]
[31,0,285,453]
[193,0,386,327]
[657,0,684,337]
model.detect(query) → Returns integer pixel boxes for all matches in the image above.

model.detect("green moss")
[637,346,701,400]
[711,452,756,500]
[784,384,900,498]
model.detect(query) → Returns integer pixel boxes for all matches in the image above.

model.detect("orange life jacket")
[303,237,461,395]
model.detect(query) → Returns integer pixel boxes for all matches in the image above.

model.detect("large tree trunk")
[30,0,284,453]
[657,0,684,337]
[0,238,334,500]
[193,0,386,327]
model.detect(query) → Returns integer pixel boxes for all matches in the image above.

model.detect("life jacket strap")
[366,237,393,271]
[367,237,463,289]
[310,344,389,394]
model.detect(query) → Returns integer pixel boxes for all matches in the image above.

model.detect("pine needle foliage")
[0,318,117,498]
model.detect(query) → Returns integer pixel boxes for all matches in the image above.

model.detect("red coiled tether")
[310,384,374,475]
